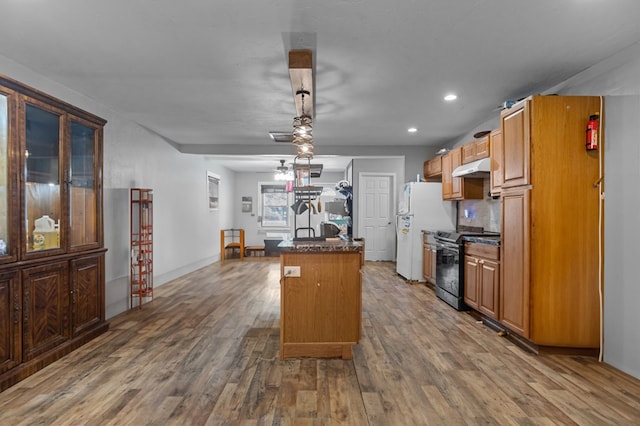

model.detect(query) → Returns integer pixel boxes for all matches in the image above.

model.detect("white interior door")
[358,173,395,261]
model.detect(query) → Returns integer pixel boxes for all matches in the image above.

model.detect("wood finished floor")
[1,259,640,425]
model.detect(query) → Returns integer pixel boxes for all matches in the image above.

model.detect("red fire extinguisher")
[586,113,599,150]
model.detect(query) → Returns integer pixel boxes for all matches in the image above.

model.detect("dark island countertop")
[278,238,364,253]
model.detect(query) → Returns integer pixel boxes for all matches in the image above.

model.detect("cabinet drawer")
[465,243,499,260]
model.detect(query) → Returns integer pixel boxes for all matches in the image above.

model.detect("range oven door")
[435,240,467,311]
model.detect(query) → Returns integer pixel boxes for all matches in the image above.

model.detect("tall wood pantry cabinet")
[499,95,602,349]
[0,75,107,391]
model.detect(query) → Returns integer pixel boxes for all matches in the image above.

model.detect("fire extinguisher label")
[586,113,599,150]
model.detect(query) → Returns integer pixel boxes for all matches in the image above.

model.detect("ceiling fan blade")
[269,131,293,143]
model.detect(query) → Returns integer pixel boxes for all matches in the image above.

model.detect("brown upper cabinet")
[500,102,529,188]
[462,142,476,164]
[423,156,442,179]
[475,135,490,159]
[461,135,490,165]
[489,128,503,196]
[0,75,107,391]
[441,147,483,200]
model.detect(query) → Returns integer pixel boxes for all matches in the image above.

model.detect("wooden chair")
[220,229,244,261]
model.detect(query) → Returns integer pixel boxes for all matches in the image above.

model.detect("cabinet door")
[0,270,20,374]
[422,244,436,283]
[69,118,103,251]
[462,142,476,164]
[22,261,70,361]
[475,136,490,159]
[0,89,18,264]
[441,153,452,199]
[478,259,500,320]
[281,253,361,344]
[71,255,104,335]
[429,157,441,177]
[449,147,463,199]
[430,247,437,282]
[501,101,530,188]
[22,98,65,257]
[489,128,503,196]
[464,255,480,309]
[422,243,429,280]
[500,189,530,338]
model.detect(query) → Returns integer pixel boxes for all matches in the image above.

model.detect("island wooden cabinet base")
[279,248,363,360]
[281,342,355,360]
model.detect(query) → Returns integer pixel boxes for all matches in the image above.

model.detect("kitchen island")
[278,238,364,360]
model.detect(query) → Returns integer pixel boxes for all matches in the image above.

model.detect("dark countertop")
[278,238,364,253]
[463,235,501,246]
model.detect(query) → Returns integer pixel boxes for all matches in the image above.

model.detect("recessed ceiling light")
[408,127,418,133]
[444,93,458,101]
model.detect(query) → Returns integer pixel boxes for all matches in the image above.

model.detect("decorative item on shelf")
[32,214,60,250]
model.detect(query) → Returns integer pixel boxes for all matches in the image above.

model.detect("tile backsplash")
[457,179,501,232]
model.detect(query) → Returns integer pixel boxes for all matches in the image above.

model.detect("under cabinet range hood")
[452,157,491,178]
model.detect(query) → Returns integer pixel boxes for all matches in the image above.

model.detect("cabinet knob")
[317,282,320,287]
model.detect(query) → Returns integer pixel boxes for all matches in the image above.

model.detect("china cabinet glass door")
[69,120,99,249]
[24,102,63,253]
[0,93,9,257]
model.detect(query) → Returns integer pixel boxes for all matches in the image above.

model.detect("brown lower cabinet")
[280,250,362,360]
[0,253,107,390]
[0,270,20,375]
[422,234,437,284]
[22,261,71,361]
[464,243,500,320]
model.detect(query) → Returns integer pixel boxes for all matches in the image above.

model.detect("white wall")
[351,157,405,237]
[233,171,345,245]
[0,55,236,319]
[552,42,640,379]
[599,96,640,379]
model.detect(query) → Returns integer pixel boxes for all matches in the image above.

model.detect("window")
[260,183,289,227]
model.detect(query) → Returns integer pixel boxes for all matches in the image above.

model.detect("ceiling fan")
[275,159,289,173]
[274,159,294,181]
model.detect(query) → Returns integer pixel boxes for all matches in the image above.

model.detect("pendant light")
[292,88,313,158]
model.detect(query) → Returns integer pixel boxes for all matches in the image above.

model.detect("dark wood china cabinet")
[0,75,107,390]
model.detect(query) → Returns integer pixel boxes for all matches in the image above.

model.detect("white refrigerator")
[395,182,456,281]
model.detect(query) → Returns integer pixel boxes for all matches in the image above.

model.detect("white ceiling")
[2,1,640,173]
